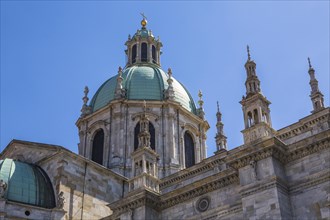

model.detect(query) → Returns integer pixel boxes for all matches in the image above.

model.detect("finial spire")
[308,57,312,69]
[140,12,148,28]
[307,58,325,113]
[81,86,91,117]
[83,86,89,105]
[247,45,251,61]
[168,68,172,78]
[244,45,261,96]
[216,101,222,122]
[198,90,204,107]
[197,90,205,119]
[118,66,123,76]
[215,101,227,152]
[164,68,175,100]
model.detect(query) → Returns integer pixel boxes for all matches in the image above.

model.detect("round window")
[197,197,210,212]
[25,210,31,216]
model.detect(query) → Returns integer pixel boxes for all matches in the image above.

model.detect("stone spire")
[244,45,261,98]
[308,58,325,113]
[164,68,175,100]
[114,66,126,99]
[240,46,275,144]
[197,90,205,119]
[80,86,91,117]
[215,101,227,152]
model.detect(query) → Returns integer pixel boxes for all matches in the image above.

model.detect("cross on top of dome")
[140,12,147,28]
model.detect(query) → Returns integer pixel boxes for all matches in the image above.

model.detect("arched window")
[184,132,195,168]
[92,129,104,165]
[247,111,253,127]
[134,122,155,150]
[262,111,268,123]
[253,109,259,124]
[141,43,147,62]
[132,44,137,63]
[152,45,156,63]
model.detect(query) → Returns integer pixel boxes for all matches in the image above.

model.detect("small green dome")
[133,28,153,38]
[89,64,197,114]
[0,158,56,208]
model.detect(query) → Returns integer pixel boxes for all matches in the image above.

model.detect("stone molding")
[285,134,329,163]
[160,171,239,210]
[202,203,242,220]
[289,170,330,195]
[160,158,223,189]
[108,188,160,218]
[226,138,287,170]
[277,108,329,140]
[161,132,329,191]
[131,111,160,122]
[240,176,289,197]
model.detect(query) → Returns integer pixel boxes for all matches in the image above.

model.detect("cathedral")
[0,17,329,220]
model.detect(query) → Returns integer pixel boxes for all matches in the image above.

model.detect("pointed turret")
[215,102,227,152]
[244,45,261,97]
[240,46,275,144]
[308,58,325,113]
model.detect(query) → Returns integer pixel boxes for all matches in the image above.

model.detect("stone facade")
[0,141,125,219]
[0,18,329,220]
[76,100,209,178]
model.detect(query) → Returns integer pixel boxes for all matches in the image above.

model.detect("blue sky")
[1,1,329,157]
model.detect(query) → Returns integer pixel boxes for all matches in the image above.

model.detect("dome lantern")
[125,15,163,67]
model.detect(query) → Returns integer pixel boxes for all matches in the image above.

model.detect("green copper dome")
[133,28,154,38]
[0,158,56,208]
[89,64,197,114]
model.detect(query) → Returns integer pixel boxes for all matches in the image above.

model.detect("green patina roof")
[89,64,197,114]
[133,28,153,38]
[0,158,56,208]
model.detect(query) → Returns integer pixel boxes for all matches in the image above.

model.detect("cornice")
[108,188,160,217]
[240,176,289,197]
[160,171,239,210]
[226,137,287,170]
[277,108,329,141]
[160,132,329,192]
[160,158,224,189]
[285,131,330,163]
[289,170,330,195]
[203,203,242,220]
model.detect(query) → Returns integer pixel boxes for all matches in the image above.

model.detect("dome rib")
[153,66,166,98]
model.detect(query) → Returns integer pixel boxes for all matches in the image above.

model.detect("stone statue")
[0,179,7,198]
[250,160,258,181]
[57,191,65,209]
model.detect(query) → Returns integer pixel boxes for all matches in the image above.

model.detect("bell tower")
[240,46,275,144]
